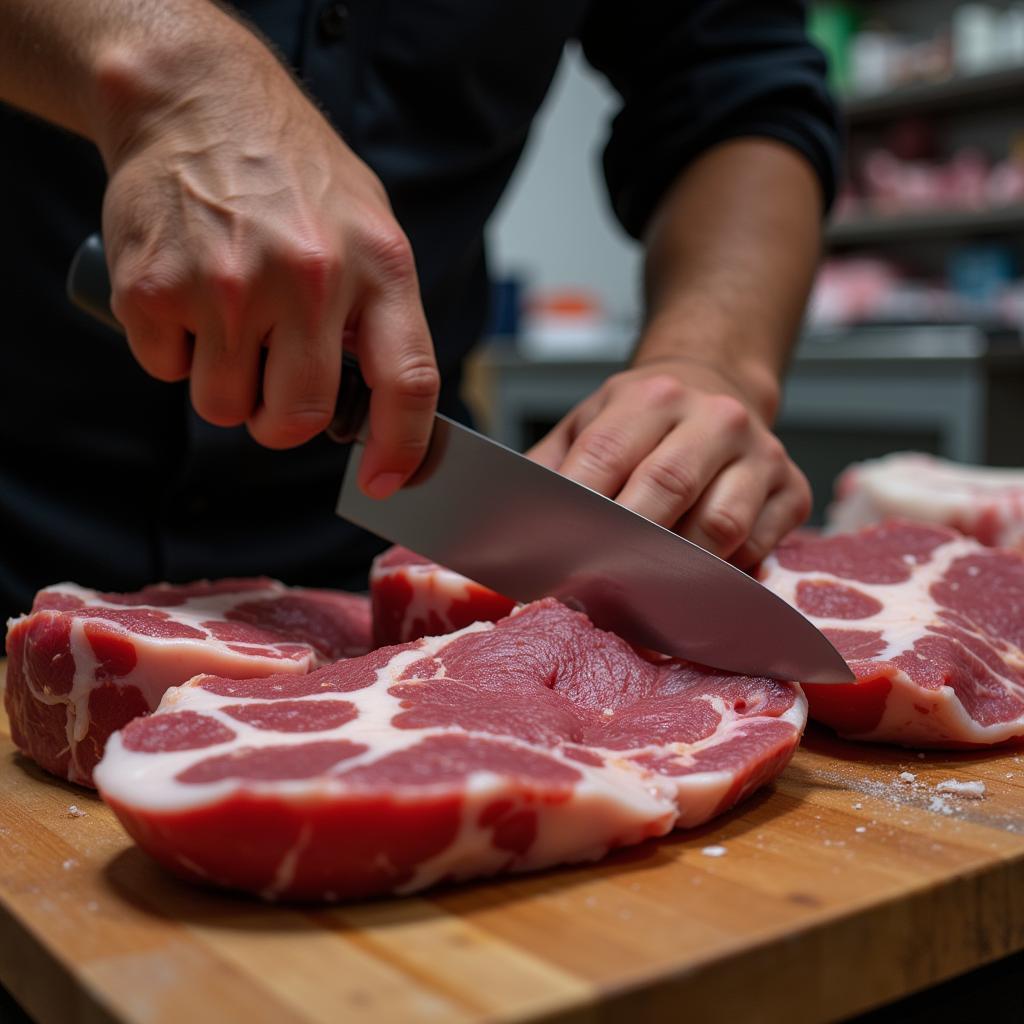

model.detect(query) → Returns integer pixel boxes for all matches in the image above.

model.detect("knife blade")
[69,233,854,684]
[338,418,853,683]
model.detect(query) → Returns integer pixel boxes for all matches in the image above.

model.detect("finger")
[731,473,813,569]
[526,419,573,470]
[353,290,440,499]
[675,459,771,561]
[123,312,193,382]
[111,263,194,382]
[245,310,342,447]
[614,414,747,528]
[189,314,263,428]
[555,399,677,497]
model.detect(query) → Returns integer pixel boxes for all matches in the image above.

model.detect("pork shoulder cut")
[370,546,514,645]
[760,520,1024,747]
[5,579,371,786]
[94,598,806,901]
[828,453,1024,550]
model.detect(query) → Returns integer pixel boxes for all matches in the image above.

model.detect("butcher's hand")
[0,0,438,498]
[529,356,810,569]
[528,139,824,567]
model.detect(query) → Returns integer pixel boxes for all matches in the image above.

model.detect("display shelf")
[826,204,1024,248]
[844,65,1024,125]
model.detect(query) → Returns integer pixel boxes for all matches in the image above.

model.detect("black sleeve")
[578,0,842,239]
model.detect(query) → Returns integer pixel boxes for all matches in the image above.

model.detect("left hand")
[528,357,811,568]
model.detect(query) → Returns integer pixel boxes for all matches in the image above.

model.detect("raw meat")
[94,598,805,901]
[5,579,371,786]
[760,520,1024,747]
[370,546,514,645]
[829,453,1024,550]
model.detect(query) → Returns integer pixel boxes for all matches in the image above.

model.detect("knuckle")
[284,239,341,295]
[707,394,751,433]
[636,373,686,406]
[203,260,249,308]
[642,456,700,504]
[391,358,440,403]
[761,434,788,465]
[575,428,630,475]
[113,267,182,318]
[362,221,416,283]
[700,504,747,549]
[790,472,813,523]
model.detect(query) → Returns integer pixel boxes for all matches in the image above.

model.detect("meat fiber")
[94,598,805,901]
[370,546,514,645]
[760,520,1024,748]
[5,580,371,786]
[829,453,1024,550]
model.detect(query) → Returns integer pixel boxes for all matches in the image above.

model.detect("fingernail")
[363,472,405,499]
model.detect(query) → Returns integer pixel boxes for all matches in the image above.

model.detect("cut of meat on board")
[370,546,515,646]
[760,520,1024,748]
[828,452,1024,550]
[94,598,806,902]
[5,580,371,787]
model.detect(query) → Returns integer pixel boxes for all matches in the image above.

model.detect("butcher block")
[3,661,1024,1024]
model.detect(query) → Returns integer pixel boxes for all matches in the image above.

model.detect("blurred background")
[469,0,1024,524]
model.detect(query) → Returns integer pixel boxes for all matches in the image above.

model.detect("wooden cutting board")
[3,659,1024,1024]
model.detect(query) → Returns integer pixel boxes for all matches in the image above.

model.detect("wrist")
[634,317,783,423]
[89,10,276,168]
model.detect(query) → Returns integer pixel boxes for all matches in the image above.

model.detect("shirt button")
[318,2,350,41]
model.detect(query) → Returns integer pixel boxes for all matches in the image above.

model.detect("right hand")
[96,21,439,498]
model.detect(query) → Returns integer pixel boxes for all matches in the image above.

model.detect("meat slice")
[5,580,371,786]
[760,520,1024,748]
[94,598,805,902]
[829,452,1024,550]
[370,546,514,645]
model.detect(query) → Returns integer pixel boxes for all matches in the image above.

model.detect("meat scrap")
[95,599,805,901]
[760,520,1024,747]
[370,546,514,646]
[5,579,371,786]
[829,453,1024,550]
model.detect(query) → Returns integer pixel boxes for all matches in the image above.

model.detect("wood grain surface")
[3,659,1024,1024]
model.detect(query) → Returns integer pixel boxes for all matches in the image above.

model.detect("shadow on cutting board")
[97,784,788,933]
[800,722,1024,767]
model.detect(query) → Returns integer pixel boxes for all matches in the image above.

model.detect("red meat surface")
[95,599,806,901]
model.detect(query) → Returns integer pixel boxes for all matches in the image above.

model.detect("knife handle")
[66,233,370,445]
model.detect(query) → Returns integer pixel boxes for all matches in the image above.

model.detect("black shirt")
[0,0,839,621]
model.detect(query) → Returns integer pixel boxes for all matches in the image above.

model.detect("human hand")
[96,23,438,497]
[528,357,811,568]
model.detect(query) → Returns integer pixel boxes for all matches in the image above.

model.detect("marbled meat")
[95,598,806,901]
[760,520,1024,747]
[5,579,371,785]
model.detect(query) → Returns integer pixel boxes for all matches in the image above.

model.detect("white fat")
[827,454,1024,550]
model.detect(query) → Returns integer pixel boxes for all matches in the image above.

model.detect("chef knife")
[69,234,854,684]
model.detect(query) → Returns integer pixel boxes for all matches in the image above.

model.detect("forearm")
[638,138,824,421]
[0,0,281,161]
